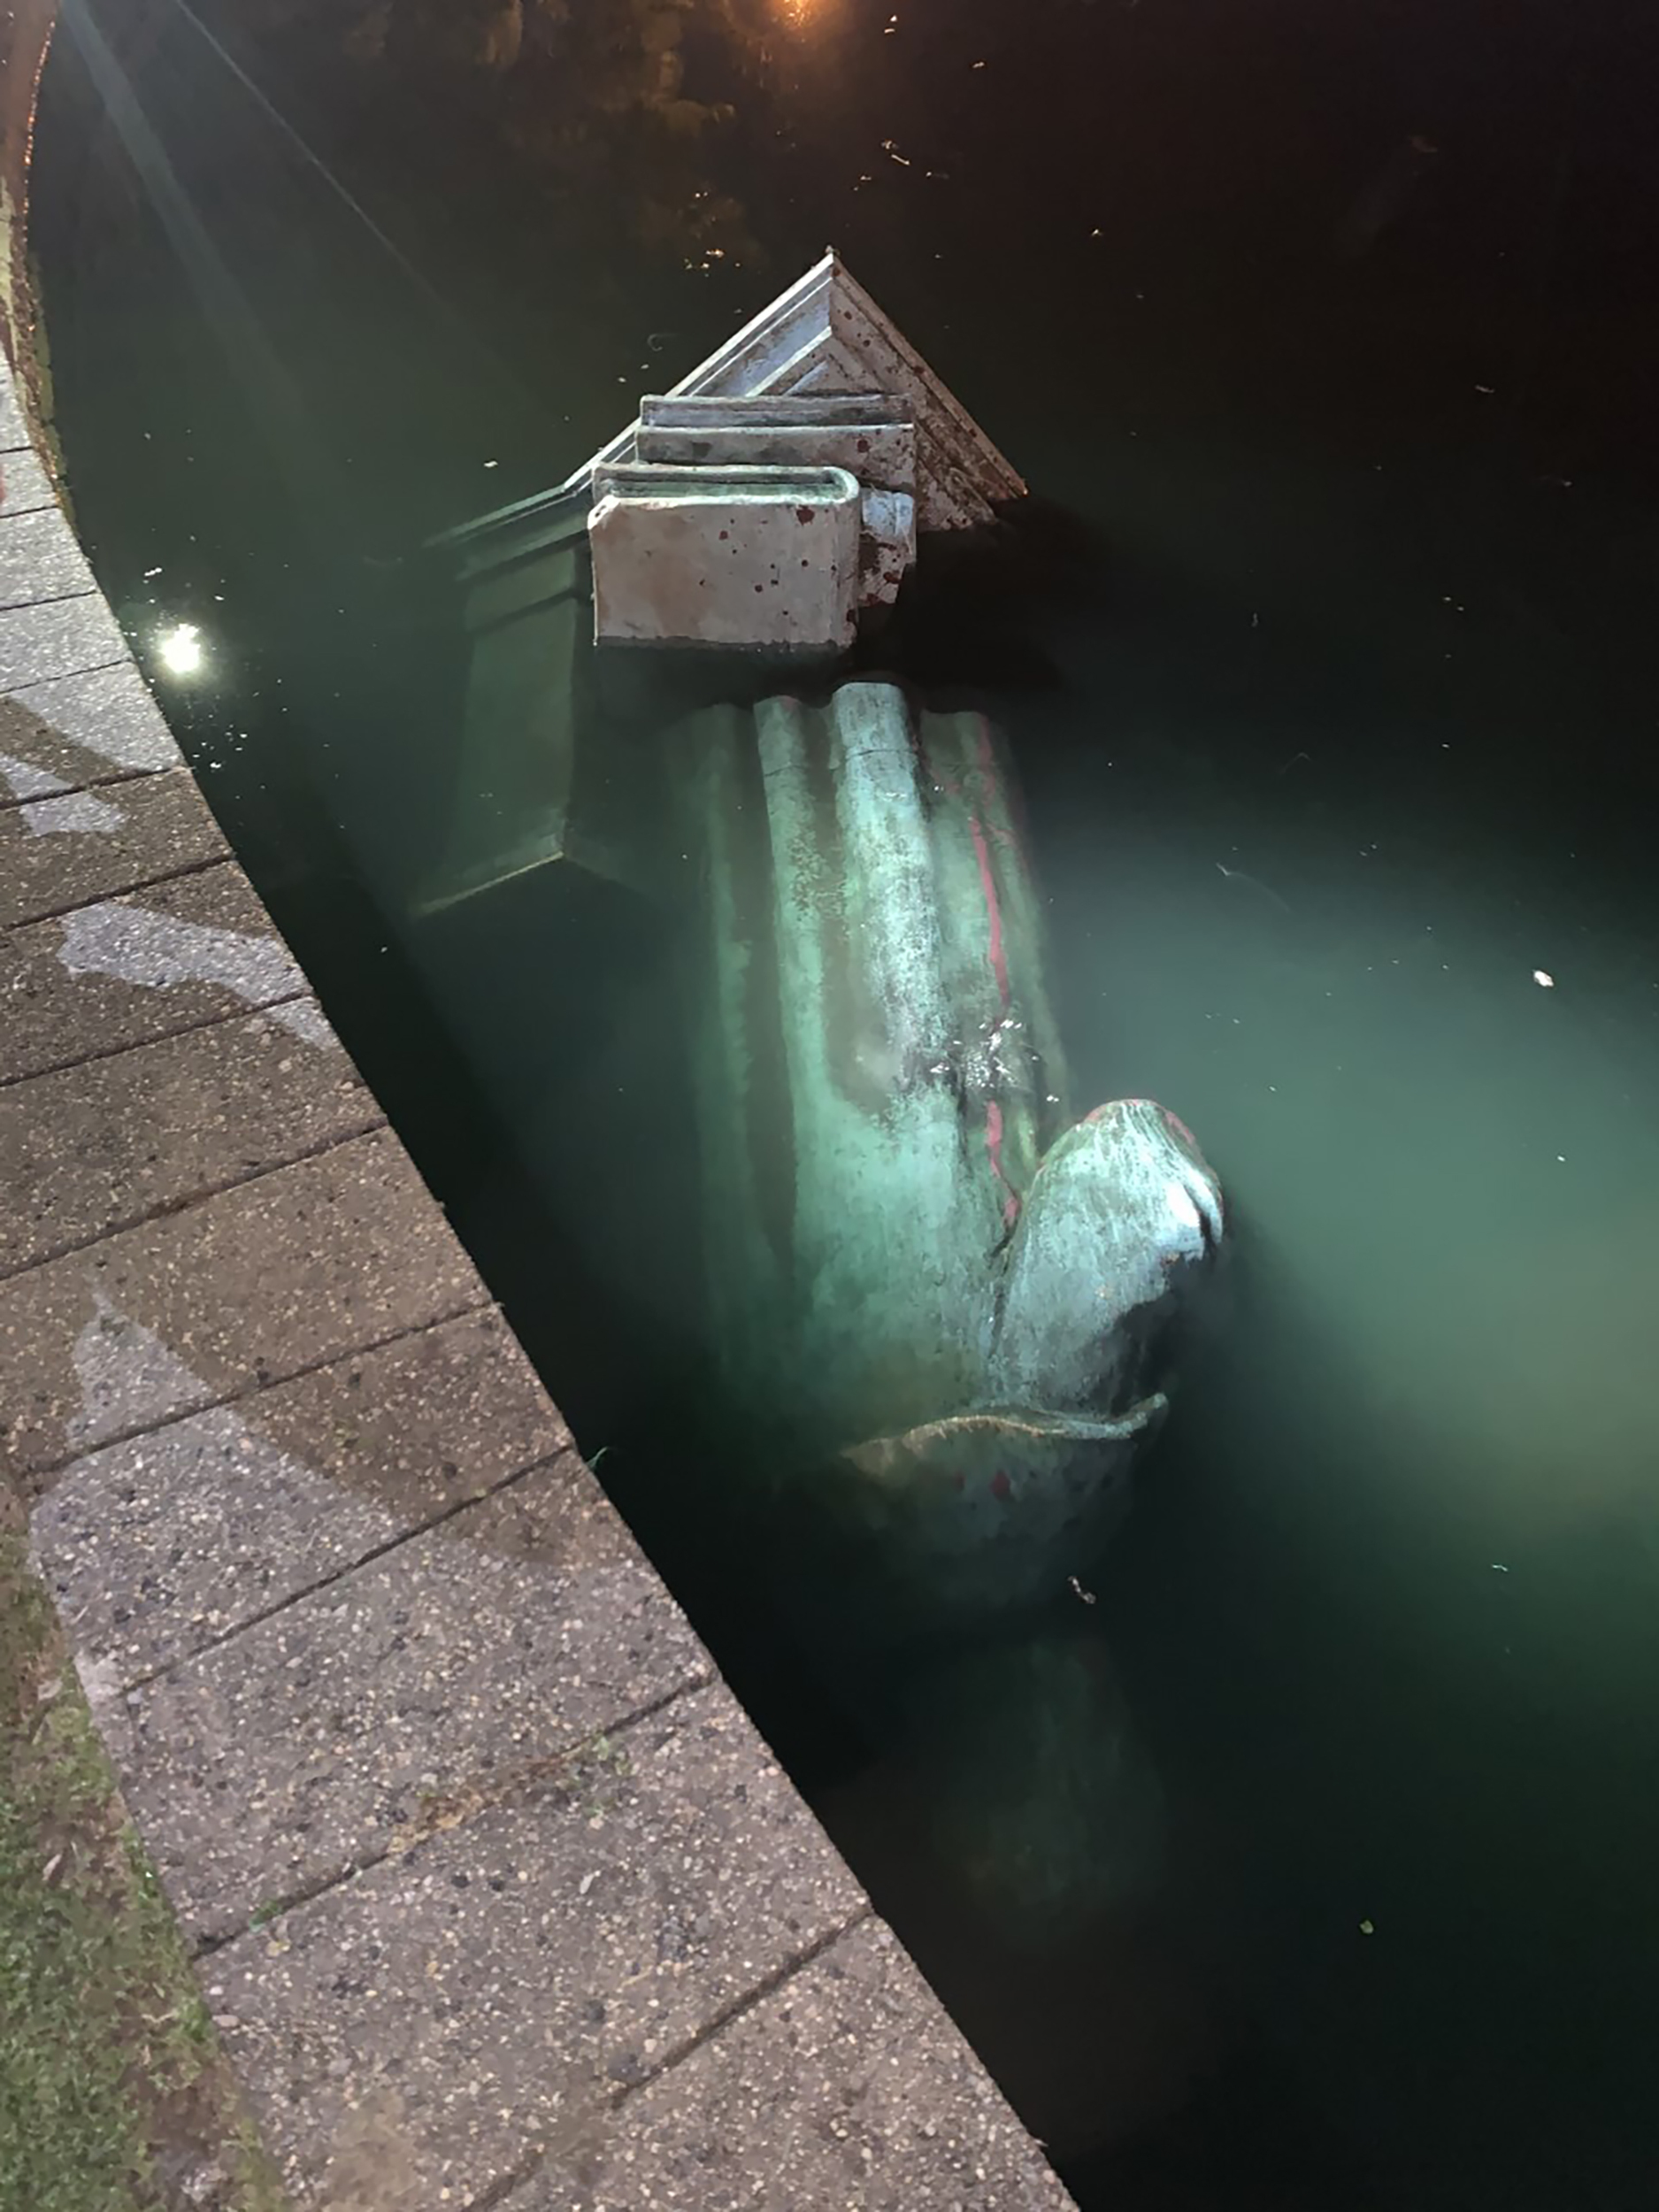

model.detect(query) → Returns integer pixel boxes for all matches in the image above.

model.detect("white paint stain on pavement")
[19,789,127,837]
[66,1286,212,1453]
[0,749,73,801]
[57,898,304,1007]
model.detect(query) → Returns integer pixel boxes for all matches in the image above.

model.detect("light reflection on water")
[32,0,1659,2200]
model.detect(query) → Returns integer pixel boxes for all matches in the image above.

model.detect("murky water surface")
[33,0,1659,2200]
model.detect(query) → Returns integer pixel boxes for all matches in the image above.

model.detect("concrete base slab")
[200,1682,867,2208]
[29,1308,569,1683]
[589,464,861,650]
[635,406,917,496]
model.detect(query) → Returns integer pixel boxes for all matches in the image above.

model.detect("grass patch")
[0,1492,288,2212]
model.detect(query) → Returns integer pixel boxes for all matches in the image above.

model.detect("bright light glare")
[158,622,204,677]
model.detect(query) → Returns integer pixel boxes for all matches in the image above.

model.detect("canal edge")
[0,18,1078,2209]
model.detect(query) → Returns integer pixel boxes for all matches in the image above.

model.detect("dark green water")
[32,0,1659,2200]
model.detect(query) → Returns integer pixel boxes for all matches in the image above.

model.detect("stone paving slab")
[0,1126,488,1486]
[31,1308,569,1684]
[0,763,224,926]
[0,584,127,689]
[98,1461,712,1946]
[0,862,309,1083]
[0,372,27,453]
[511,1916,1076,2212]
[0,1004,380,1277]
[200,1681,867,2210]
[0,658,182,795]
[0,501,97,608]
[0,445,58,517]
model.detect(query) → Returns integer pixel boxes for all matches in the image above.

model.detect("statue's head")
[991,1097,1225,1422]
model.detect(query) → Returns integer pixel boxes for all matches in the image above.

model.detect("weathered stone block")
[589,464,861,650]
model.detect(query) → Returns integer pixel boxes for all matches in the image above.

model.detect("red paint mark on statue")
[991,1469,1012,1501]
[1162,1104,1200,1149]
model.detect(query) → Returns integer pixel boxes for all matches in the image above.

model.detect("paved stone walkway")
[0,354,1076,2208]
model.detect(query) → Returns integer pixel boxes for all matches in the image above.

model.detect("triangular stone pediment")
[563,250,1025,535]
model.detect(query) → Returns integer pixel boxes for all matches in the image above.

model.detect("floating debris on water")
[1217,862,1293,917]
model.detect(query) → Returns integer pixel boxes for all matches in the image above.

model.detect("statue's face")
[989,1098,1225,1424]
[1077,1098,1225,1277]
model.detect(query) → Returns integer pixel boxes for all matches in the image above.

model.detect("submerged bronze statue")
[426,260,1229,1974]
[672,680,1225,1616]
[432,252,1224,1619]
